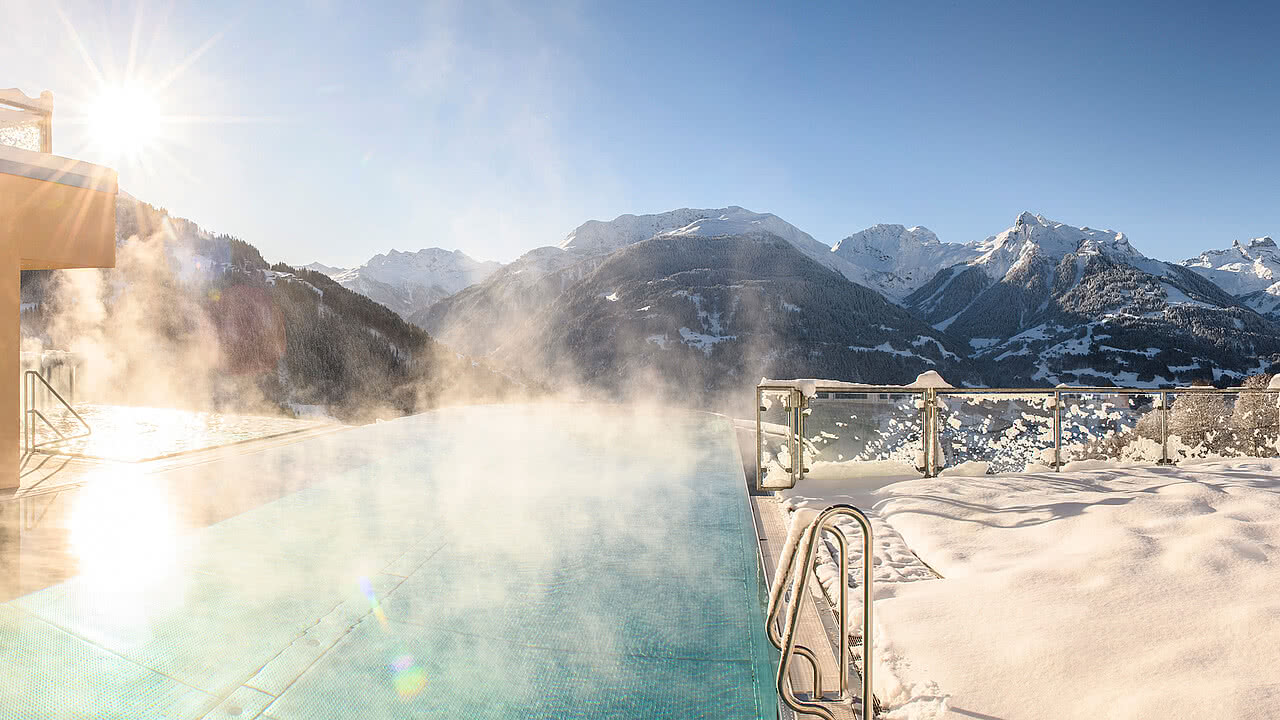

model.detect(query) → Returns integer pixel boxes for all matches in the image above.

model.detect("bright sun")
[87,85,161,156]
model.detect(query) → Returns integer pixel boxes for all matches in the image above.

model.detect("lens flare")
[359,576,388,628]
[391,659,428,700]
[359,578,428,700]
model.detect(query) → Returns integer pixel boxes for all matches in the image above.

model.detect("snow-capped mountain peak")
[655,206,824,250]
[970,212,1156,280]
[559,206,825,255]
[1230,236,1276,252]
[832,224,942,258]
[559,208,713,253]
[1181,236,1280,312]
[301,247,503,319]
[332,247,500,293]
[558,205,871,290]
[830,223,977,301]
[299,261,346,276]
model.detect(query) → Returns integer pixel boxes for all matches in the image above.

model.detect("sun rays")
[47,2,265,183]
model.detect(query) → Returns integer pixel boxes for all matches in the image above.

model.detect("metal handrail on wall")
[757,383,1280,485]
[23,370,91,454]
[767,504,876,720]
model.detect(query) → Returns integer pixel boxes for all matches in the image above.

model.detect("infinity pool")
[0,404,777,718]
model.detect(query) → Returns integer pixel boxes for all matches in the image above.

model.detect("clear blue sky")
[4,0,1277,267]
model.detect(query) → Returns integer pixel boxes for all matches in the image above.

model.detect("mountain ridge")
[305,247,503,319]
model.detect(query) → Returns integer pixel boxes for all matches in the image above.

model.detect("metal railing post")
[756,388,765,484]
[824,525,852,698]
[788,389,801,486]
[797,390,808,484]
[932,388,939,477]
[1053,390,1062,470]
[923,389,938,478]
[918,391,929,478]
[1159,391,1171,465]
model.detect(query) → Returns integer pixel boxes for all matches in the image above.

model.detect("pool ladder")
[23,370,91,454]
[767,504,877,719]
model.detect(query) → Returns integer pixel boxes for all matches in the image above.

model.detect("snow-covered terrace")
[757,374,1280,718]
[772,458,1280,719]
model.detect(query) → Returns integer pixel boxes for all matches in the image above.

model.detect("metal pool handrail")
[771,504,876,719]
[765,520,832,699]
[23,370,91,454]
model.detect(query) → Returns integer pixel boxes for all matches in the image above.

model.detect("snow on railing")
[756,374,1280,488]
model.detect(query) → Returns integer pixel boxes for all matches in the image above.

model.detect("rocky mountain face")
[904,213,1280,385]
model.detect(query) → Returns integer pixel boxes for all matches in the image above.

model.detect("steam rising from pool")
[27,221,278,414]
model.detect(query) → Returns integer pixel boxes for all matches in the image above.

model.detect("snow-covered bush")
[1167,383,1232,459]
[1228,374,1279,457]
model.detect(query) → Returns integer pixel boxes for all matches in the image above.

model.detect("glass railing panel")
[757,387,798,489]
[802,390,925,477]
[0,108,45,151]
[936,391,1055,474]
[1166,391,1280,461]
[1058,391,1163,465]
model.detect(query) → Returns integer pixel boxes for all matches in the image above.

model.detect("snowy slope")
[558,208,716,253]
[654,207,833,256]
[317,248,502,318]
[831,224,980,301]
[558,206,833,254]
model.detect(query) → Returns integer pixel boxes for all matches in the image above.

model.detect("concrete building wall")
[1,146,116,489]
[1,227,15,485]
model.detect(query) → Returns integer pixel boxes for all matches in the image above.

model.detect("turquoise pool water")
[1,404,778,719]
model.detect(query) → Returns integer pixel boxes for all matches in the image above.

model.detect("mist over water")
[6,401,773,717]
[19,198,533,423]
